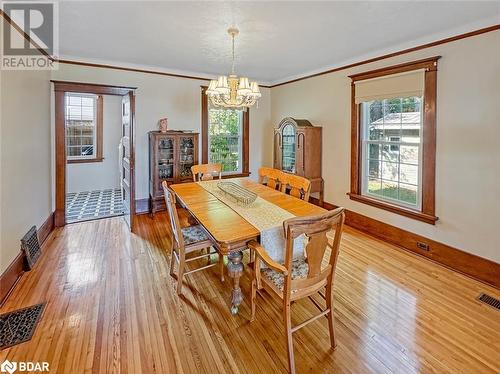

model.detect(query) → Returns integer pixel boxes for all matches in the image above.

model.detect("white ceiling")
[59,1,500,85]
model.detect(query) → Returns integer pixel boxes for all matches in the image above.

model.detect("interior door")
[121,91,136,231]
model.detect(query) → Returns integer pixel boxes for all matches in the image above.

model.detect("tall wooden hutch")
[149,130,199,214]
[273,118,324,204]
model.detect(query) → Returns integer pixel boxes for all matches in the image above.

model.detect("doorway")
[53,81,137,231]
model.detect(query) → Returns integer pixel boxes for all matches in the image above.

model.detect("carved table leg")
[227,250,244,315]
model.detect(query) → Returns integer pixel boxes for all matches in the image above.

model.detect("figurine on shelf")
[158,117,168,133]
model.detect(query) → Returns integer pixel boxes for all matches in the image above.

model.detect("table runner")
[197,179,305,263]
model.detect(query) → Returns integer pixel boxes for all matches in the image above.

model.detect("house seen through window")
[208,104,243,173]
[361,97,422,208]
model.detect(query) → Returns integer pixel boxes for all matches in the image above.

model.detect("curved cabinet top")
[276,117,318,131]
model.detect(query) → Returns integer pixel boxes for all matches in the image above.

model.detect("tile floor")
[66,188,123,223]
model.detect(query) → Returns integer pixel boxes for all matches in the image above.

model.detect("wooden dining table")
[170,177,326,314]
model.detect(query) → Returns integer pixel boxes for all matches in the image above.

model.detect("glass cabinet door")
[282,124,296,173]
[158,137,174,180]
[178,137,195,180]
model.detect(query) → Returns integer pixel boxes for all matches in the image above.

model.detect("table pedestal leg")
[227,250,244,315]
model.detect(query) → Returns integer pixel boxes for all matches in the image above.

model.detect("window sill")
[221,172,251,179]
[348,193,438,225]
[67,157,104,164]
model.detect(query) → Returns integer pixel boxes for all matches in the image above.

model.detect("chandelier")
[206,27,261,110]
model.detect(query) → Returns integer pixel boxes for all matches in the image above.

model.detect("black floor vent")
[477,293,500,311]
[21,226,41,269]
[0,303,45,350]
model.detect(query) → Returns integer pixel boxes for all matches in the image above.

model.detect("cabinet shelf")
[149,131,199,214]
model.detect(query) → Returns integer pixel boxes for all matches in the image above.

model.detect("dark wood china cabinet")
[149,131,199,214]
[273,118,324,205]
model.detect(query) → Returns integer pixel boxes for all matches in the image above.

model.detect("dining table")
[170,177,326,315]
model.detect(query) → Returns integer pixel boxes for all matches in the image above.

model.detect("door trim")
[53,81,137,228]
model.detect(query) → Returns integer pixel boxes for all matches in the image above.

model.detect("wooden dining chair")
[280,173,311,201]
[249,208,345,374]
[191,163,222,181]
[258,167,283,190]
[163,182,225,295]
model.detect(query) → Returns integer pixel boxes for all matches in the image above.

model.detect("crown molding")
[2,8,497,90]
[269,21,500,87]
[56,55,272,88]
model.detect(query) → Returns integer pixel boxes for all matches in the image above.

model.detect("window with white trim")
[65,93,102,162]
[361,97,422,208]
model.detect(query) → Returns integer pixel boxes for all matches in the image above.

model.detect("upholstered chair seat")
[181,225,210,245]
[261,256,309,293]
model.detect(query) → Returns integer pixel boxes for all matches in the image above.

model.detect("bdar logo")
[0,360,17,374]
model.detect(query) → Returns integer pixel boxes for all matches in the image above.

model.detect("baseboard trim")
[309,197,500,289]
[38,212,55,245]
[0,211,55,306]
[135,198,150,215]
[0,252,25,307]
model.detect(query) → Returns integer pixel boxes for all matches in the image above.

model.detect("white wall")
[66,95,122,193]
[51,65,272,200]
[0,69,52,274]
[271,30,500,263]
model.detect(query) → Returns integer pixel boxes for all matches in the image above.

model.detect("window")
[201,87,249,176]
[65,93,103,163]
[349,57,439,224]
[208,105,243,173]
[361,97,422,209]
[389,136,401,151]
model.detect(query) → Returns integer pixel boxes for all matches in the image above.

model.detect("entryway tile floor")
[66,188,123,223]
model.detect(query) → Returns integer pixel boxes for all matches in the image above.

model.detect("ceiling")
[58,1,500,85]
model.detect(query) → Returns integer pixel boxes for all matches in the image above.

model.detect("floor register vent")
[477,293,500,311]
[0,303,45,349]
[21,226,42,270]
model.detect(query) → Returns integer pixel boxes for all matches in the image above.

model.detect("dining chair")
[249,208,345,374]
[163,182,225,295]
[258,167,283,190]
[280,173,311,201]
[191,163,222,181]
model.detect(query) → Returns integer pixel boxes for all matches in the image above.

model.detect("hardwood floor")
[1,213,499,373]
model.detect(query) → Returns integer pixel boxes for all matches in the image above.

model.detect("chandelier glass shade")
[206,27,261,110]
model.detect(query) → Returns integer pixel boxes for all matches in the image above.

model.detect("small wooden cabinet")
[273,118,324,204]
[149,131,199,214]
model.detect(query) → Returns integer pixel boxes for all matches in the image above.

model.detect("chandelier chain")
[231,32,235,75]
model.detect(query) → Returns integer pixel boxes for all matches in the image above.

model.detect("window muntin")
[207,105,243,173]
[361,97,423,209]
[65,93,97,160]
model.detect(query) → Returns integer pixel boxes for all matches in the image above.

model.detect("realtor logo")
[1,1,58,69]
[0,360,17,374]
[0,360,49,373]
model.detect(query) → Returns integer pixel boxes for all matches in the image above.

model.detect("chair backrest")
[282,208,345,297]
[162,181,184,249]
[280,174,311,201]
[191,163,222,182]
[258,167,283,190]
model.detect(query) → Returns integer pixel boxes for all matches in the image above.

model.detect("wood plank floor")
[1,213,499,373]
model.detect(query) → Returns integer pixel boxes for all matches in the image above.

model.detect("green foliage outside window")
[209,108,242,172]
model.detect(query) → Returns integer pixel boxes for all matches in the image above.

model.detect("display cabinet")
[149,131,199,214]
[273,117,324,205]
